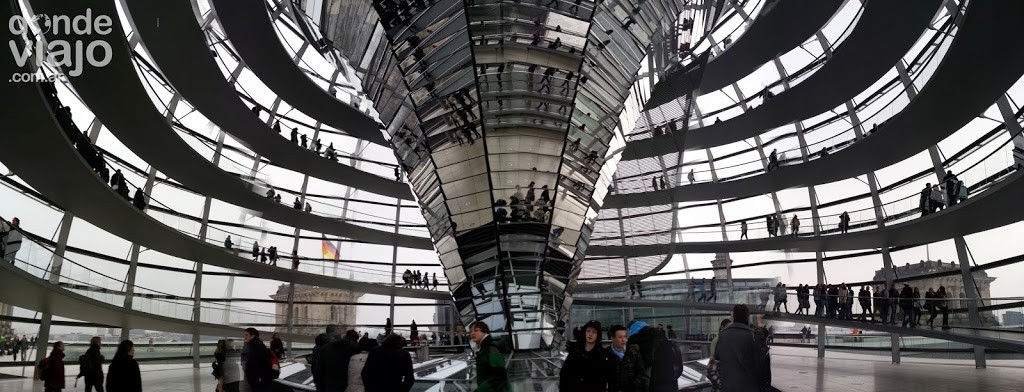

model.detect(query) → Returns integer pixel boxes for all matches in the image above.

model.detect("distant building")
[574,253,777,340]
[270,284,361,336]
[872,260,998,326]
[709,253,733,281]
[1003,311,1024,327]
[433,300,458,335]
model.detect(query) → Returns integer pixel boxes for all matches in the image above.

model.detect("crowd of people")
[254,105,342,163]
[401,270,439,290]
[920,171,969,216]
[223,235,302,270]
[763,212,799,238]
[0,335,33,361]
[261,186,315,215]
[46,80,149,212]
[494,181,555,223]
[250,241,280,266]
[686,277,718,302]
[765,282,955,329]
[308,324,416,392]
[559,312,772,392]
[36,337,142,392]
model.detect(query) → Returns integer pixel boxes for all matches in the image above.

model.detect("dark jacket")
[41,351,66,389]
[311,333,334,371]
[622,326,678,392]
[105,354,142,392]
[270,338,285,361]
[244,337,273,391]
[606,346,640,392]
[312,338,356,391]
[900,286,914,308]
[474,335,508,392]
[713,323,770,392]
[361,338,414,392]
[559,342,609,391]
[80,345,105,382]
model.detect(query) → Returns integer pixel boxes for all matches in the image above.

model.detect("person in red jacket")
[39,341,66,392]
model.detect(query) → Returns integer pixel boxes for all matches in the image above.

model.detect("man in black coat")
[362,334,414,392]
[714,305,771,391]
[242,328,273,392]
[313,329,358,391]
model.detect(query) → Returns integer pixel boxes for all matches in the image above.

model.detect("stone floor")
[0,364,214,392]
[0,347,1021,391]
[769,346,1024,391]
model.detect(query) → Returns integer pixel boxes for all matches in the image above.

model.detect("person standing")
[468,321,508,392]
[605,325,633,392]
[314,329,358,392]
[925,287,938,328]
[19,335,28,361]
[361,334,414,392]
[900,284,915,328]
[345,338,377,392]
[80,336,105,392]
[559,320,608,391]
[12,336,22,361]
[385,318,393,337]
[214,340,228,392]
[697,278,707,302]
[740,221,748,240]
[772,283,786,313]
[1,217,22,264]
[937,286,951,329]
[813,284,825,317]
[242,328,273,392]
[410,321,419,346]
[269,333,285,361]
[714,305,771,391]
[913,287,923,327]
[790,215,800,237]
[105,340,141,392]
[888,284,900,326]
[858,286,872,322]
[40,341,66,392]
[708,277,717,303]
[709,319,732,358]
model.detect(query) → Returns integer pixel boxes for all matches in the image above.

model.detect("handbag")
[268,350,281,380]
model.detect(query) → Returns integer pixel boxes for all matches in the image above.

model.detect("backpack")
[268,349,280,380]
[78,354,89,378]
[665,340,684,380]
[38,357,50,381]
[211,360,222,379]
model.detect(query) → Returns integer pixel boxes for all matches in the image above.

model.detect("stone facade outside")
[872,260,997,326]
[270,284,361,336]
[710,253,732,281]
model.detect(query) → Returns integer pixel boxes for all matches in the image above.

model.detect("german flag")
[321,235,339,262]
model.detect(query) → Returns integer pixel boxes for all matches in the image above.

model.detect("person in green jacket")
[469,321,508,392]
